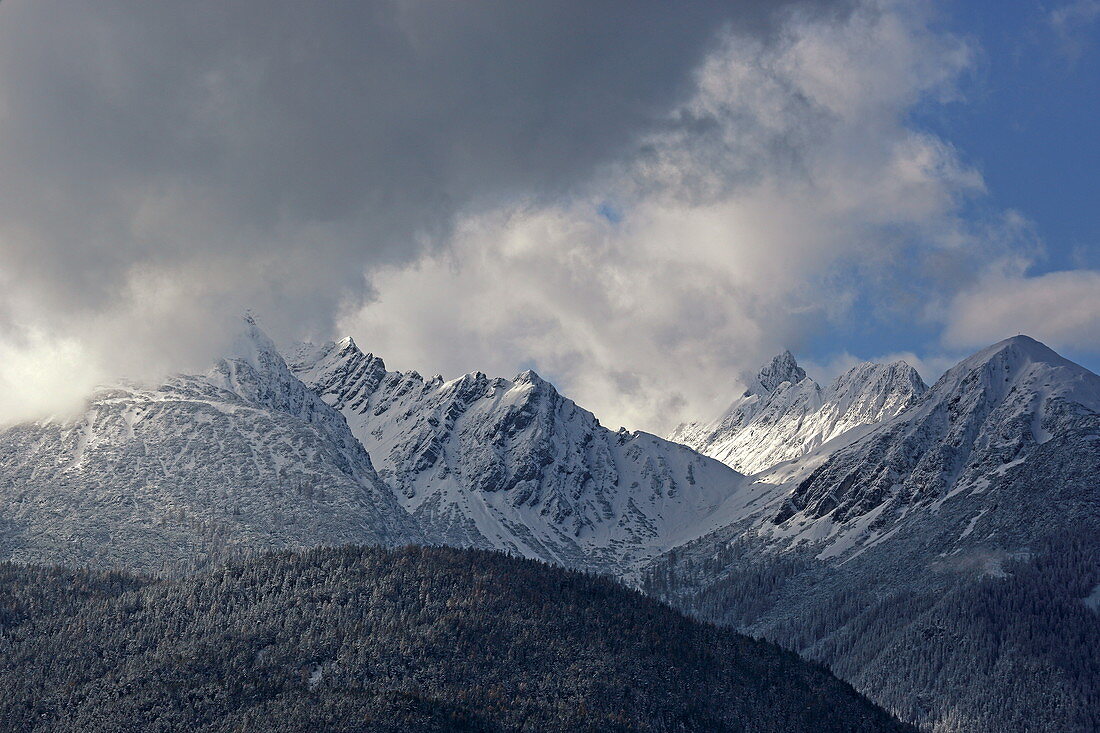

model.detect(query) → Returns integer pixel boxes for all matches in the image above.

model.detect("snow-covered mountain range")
[1,320,1093,582]
[646,336,1100,731]
[770,335,1100,541]
[654,335,1100,562]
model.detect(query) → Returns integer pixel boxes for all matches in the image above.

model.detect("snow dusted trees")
[0,545,911,732]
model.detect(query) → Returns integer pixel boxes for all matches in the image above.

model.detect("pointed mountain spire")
[756,350,807,393]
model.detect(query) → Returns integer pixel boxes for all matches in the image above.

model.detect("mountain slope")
[290,338,745,575]
[645,336,1100,732]
[0,545,913,733]
[0,320,420,573]
[671,352,926,475]
[770,335,1100,547]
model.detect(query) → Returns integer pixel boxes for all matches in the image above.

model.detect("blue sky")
[810,0,1100,379]
[932,1,1098,270]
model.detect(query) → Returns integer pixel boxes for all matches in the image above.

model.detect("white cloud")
[345,1,992,433]
[3,0,1072,432]
[1050,0,1100,60]
[943,266,1100,352]
[0,328,98,424]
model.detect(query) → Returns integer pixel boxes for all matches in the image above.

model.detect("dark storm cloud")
[0,0,837,334]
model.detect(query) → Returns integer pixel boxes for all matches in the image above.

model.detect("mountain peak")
[672,352,933,475]
[923,334,1100,418]
[287,336,384,376]
[514,368,544,384]
[940,334,1084,389]
[831,360,927,397]
[968,334,1065,366]
[772,333,1100,542]
[756,350,807,393]
[222,315,282,371]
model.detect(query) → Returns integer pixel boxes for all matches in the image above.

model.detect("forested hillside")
[646,532,1100,732]
[0,546,910,732]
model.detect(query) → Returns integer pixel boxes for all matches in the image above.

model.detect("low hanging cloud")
[943,266,1100,352]
[0,0,823,423]
[343,0,992,432]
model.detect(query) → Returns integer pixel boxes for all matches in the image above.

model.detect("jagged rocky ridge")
[0,319,420,573]
[656,336,1100,564]
[671,351,926,475]
[289,338,746,575]
[773,336,1100,530]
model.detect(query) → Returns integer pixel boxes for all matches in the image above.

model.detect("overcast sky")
[0,0,1097,431]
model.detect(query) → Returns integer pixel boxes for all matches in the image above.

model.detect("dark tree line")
[0,545,911,732]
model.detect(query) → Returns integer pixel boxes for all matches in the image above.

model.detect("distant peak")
[929,334,1098,402]
[1004,333,1041,344]
[883,360,928,390]
[886,359,919,371]
[838,359,921,380]
[336,335,360,353]
[830,359,928,398]
[961,334,1069,371]
[225,315,280,362]
[991,334,1052,353]
[757,350,807,393]
[283,336,379,376]
[514,369,547,386]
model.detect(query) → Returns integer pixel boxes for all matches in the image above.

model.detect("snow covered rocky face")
[671,351,928,475]
[5,310,1094,589]
[289,336,749,576]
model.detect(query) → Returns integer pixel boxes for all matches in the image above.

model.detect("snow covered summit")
[670,351,926,474]
[773,335,1100,532]
[646,338,1100,732]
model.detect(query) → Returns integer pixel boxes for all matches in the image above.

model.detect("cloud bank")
[343,1,1001,431]
[944,266,1100,352]
[0,0,818,421]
